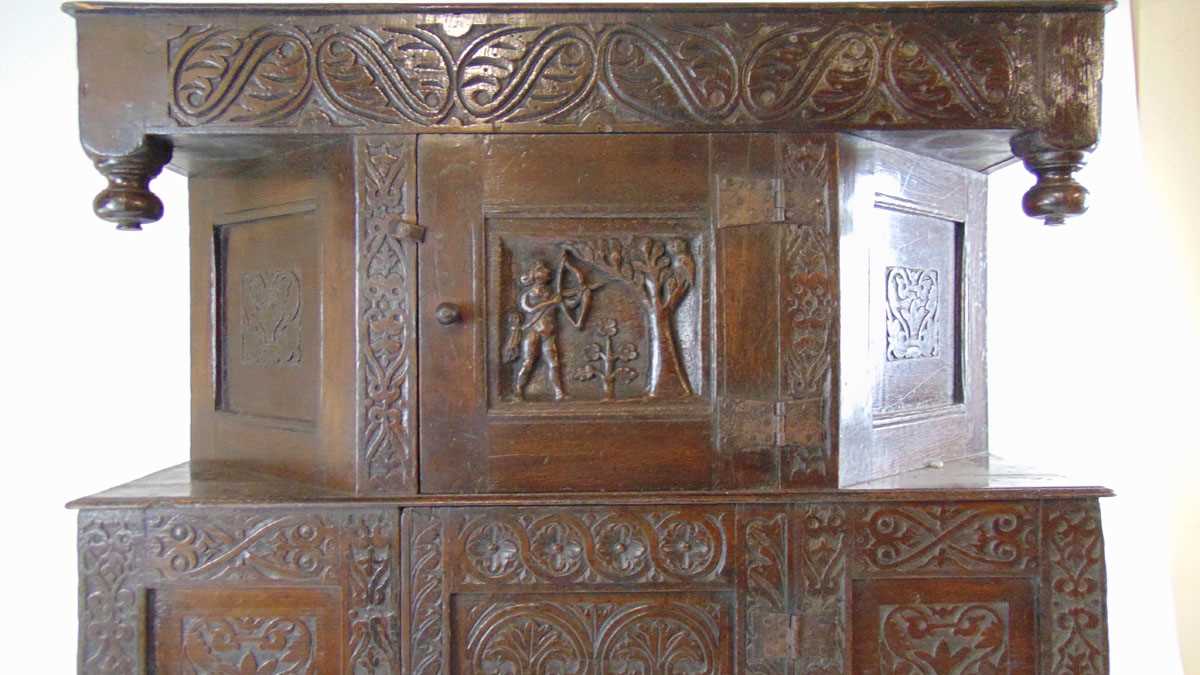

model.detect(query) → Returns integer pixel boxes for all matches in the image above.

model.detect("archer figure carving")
[503,253,603,401]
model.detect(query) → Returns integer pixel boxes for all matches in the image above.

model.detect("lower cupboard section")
[76,499,1108,674]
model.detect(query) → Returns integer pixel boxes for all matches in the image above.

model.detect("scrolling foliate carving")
[406,510,446,675]
[456,508,730,586]
[78,510,144,675]
[166,16,1041,131]
[856,503,1038,575]
[146,511,339,583]
[356,136,417,493]
[1042,500,1108,674]
[885,266,940,361]
[880,602,1010,674]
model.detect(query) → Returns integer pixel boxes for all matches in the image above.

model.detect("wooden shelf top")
[67,454,1112,509]
[63,1,1117,16]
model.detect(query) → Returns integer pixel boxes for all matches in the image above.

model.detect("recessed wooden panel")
[216,201,320,423]
[149,587,342,674]
[852,578,1036,674]
[871,209,964,417]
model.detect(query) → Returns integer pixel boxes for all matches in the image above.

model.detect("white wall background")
[0,0,1190,672]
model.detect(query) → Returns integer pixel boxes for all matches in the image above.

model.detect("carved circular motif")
[527,519,586,578]
[464,521,522,579]
[593,519,651,579]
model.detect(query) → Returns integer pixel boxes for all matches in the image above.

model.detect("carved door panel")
[837,137,988,485]
[419,134,821,494]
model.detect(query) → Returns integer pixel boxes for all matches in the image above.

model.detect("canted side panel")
[355,136,419,495]
[838,137,987,486]
[191,146,358,491]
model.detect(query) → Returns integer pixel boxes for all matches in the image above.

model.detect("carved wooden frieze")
[449,507,732,587]
[162,13,1090,135]
[854,502,1038,576]
[78,510,144,675]
[356,136,418,494]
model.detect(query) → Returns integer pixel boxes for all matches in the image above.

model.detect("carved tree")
[568,238,695,399]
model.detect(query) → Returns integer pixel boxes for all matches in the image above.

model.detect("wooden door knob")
[434,302,462,325]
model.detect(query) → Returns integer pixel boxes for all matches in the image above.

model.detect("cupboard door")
[418,133,839,494]
[418,134,718,493]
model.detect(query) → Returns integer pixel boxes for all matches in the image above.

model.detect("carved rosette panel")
[880,602,1010,674]
[459,595,728,674]
[404,509,446,675]
[855,503,1038,575]
[181,616,317,674]
[779,136,838,488]
[453,508,731,587]
[795,504,849,674]
[142,508,400,674]
[78,510,144,675]
[240,269,303,367]
[1042,500,1108,674]
[356,136,417,494]
[161,13,1103,139]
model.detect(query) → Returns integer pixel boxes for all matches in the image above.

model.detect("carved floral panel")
[181,616,318,674]
[239,269,303,367]
[451,507,731,587]
[455,593,732,674]
[885,266,940,361]
[162,13,1091,133]
[880,602,1009,675]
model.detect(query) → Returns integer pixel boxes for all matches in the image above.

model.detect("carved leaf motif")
[458,25,598,122]
[240,270,302,367]
[744,25,880,122]
[181,617,317,675]
[345,512,400,673]
[885,26,1016,121]
[316,27,455,125]
[170,26,314,125]
[880,603,1009,675]
[408,511,446,675]
[885,266,940,361]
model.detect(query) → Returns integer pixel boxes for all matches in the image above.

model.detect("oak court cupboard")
[65,2,1115,673]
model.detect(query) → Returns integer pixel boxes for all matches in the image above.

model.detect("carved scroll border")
[355,136,418,495]
[79,507,401,674]
[161,11,1103,149]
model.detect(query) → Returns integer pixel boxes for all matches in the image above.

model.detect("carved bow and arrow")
[501,251,604,363]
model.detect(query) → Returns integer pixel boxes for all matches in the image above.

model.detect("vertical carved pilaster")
[87,137,172,231]
[780,136,838,488]
[794,503,848,674]
[344,509,402,673]
[78,509,145,675]
[403,509,446,675]
[738,508,789,675]
[1041,499,1109,674]
[356,136,418,494]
